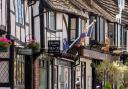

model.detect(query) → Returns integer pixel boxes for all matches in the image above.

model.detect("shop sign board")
[48,40,60,54]
[17,48,32,55]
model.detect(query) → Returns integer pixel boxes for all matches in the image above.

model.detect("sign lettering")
[48,40,60,53]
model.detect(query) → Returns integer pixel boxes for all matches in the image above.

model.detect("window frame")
[47,11,56,30]
[68,15,79,43]
[15,0,25,26]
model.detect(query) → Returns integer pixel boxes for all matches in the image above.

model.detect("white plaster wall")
[25,2,32,42]
[105,21,108,39]
[0,0,7,26]
[10,0,31,44]
[10,0,17,37]
[56,13,63,30]
[62,14,68,38]
[44,12,69,50]
[32,1,40,44]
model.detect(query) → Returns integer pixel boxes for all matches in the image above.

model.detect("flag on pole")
[67,20,96,51]
[78,23,95,46]
[63,38,69,52]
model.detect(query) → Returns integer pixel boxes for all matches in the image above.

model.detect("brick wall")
[34,60,39,89]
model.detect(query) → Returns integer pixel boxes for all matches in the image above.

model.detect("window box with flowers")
[0,37,12,52]
[27,40,40,53]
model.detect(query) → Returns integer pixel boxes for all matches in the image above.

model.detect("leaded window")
[48,11,56,30]
[15,0,24,25]
[14,55,25,87]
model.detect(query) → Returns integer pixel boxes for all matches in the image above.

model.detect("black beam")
[9,40,14,89]
[31,7,34,40]
[25,55,33,89]
[39,0,45,48]
[7,0,11,38]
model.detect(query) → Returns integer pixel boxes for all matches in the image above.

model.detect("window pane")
[71,19,76,29]
[70,29,75,41]
[90,16,95,40]
[108,23,115,46]
[97,17,100,41]
[15,0,24,25]
[49,12,55,30]
[70,18,76,41]
[100,18,104,43]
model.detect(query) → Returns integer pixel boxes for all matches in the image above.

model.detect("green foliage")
[96,61,119,84]
[96,60,128,87]
[27,42,39,50]
[103,82,112,89]
[119,85,125,89]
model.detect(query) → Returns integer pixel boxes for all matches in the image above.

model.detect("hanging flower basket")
[0,38,11,52]
[0,47,8,52]
[27,39,40,51]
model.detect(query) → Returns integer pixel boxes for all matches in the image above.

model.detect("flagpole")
[67,19,96,52]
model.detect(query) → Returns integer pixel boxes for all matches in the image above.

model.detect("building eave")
[43,0,89,18]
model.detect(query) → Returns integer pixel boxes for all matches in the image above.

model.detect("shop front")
[33,53,74,89]
[75,48,120,89]
[53,58,72,89]
[75,57,92,89]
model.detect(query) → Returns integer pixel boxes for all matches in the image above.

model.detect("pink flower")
[27,39,38,44]
[0,38,11,42]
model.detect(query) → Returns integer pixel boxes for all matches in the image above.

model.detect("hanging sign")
[48,40,60,53]
[17,48,32,55]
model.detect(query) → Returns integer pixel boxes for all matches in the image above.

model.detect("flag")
[68,20,95,49]
[79,24,94,46]
[63,38,69,52]
[87,24,95,37]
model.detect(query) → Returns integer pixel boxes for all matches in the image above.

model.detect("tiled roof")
[90,0,115,22]
[44,0,89,18]
[44,0,115,22]
[95,0,128,25]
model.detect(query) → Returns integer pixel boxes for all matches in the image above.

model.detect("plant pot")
[0,47,8,52]
[33,49,40,54]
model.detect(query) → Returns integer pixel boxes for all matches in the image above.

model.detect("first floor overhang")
[82,49,120,60]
